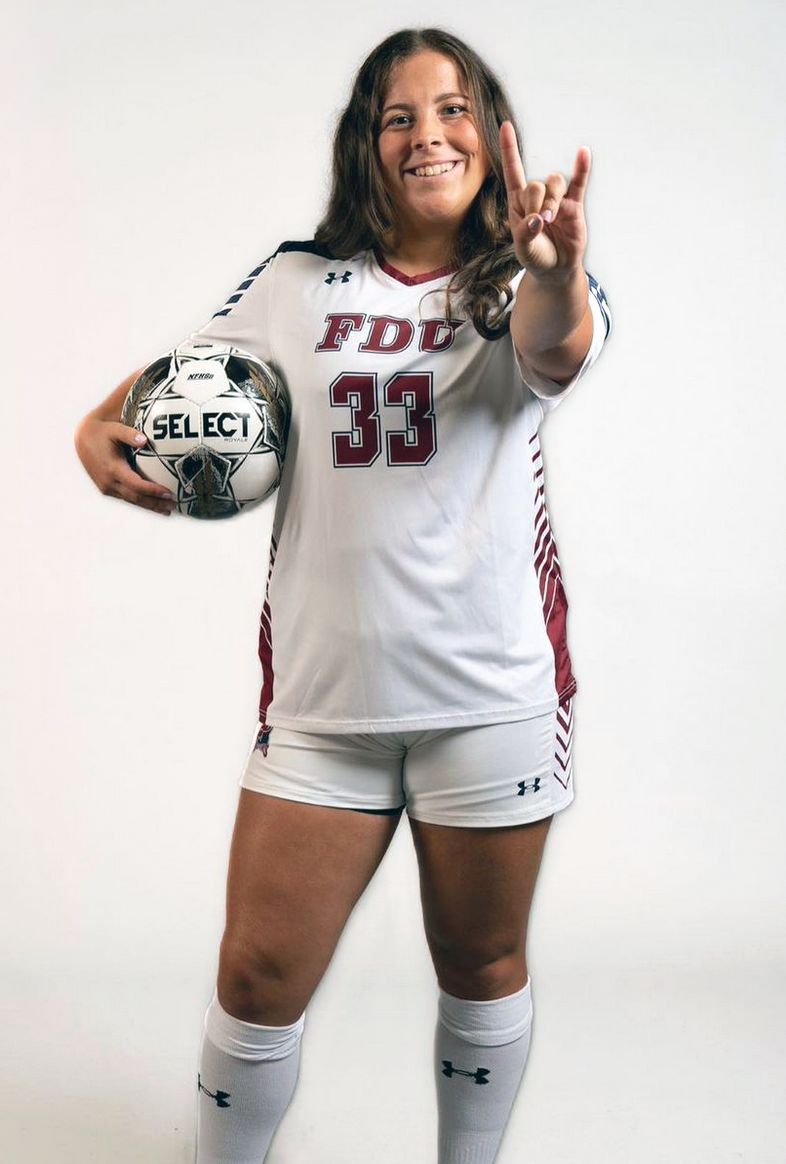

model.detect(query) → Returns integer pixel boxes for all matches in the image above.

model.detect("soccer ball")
[121,340,289,518]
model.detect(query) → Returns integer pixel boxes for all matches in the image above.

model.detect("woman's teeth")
[412,162,457,177]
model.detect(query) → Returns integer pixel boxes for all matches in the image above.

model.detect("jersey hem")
[264,692,575,734]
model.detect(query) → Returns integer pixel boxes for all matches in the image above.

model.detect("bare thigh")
[408,814,552,1000]
[218,790,401,1024]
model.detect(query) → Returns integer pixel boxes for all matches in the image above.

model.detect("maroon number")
[330,371,437,467]
[385,372,436,465]
[330,373,380,466]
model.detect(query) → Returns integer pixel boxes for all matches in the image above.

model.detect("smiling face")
[377,50,490,251]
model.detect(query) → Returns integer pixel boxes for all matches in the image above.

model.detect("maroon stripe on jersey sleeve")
[257,534,278,727]
[529,434,577,702]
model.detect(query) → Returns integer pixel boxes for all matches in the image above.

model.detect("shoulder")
[211,240,355,315]
[262,242,377,304]
[235,240,343,283]
[272,240,374,270]
[266,239,372,281]
[274,239,336,260]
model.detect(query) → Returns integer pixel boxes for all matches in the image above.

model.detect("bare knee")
[428,934,527,1000]
[217,934,309,1025]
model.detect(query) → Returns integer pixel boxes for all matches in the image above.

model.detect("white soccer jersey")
[185,242,612,732]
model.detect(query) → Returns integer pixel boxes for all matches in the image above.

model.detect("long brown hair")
[313,28,524,339]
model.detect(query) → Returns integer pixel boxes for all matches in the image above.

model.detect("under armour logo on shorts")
[517,776,542,796]
[441,1060,490,1084]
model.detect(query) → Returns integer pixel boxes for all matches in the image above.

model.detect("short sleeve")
[512,271,612,417]
[181,248,281,367]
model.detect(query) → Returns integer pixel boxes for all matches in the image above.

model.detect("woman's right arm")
[73,367,175,516]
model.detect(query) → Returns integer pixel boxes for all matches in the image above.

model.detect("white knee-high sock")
[196,991,305,1164]
[435,979,533,1164]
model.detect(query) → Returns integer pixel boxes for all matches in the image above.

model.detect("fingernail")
[527,216,540,230]
[542,209,553,223]
[160,491,173,499]
[134,433,146,444]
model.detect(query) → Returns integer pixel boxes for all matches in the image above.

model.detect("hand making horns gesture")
[499,121,590,280]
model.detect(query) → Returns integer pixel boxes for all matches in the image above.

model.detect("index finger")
[565,146,592,203]
[499,120,527,197]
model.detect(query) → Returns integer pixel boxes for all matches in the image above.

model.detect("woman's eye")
[381,104,468,130]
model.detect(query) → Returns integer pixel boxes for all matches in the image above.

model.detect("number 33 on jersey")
[317,309,463,467]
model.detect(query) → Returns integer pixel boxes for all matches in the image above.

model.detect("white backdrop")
[2,1,784,1161]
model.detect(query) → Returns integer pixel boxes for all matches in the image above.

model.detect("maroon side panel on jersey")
[529,434,577,703]
[257,534,278,726]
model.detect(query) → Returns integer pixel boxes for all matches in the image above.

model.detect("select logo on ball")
[121,342,289,519]
[151,411,253,442]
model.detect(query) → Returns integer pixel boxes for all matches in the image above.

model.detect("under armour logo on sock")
[198,1073,231,1107]
[325,270,353,284]
[441,1060,490,1084]
[517,777,542,796]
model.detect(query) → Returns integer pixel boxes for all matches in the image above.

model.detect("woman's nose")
[413,113,444,150]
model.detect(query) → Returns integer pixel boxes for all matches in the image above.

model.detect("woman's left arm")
[500,122,594,385]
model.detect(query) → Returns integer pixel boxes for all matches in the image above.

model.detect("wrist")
[511,263,591,368]
[524,263,586,291]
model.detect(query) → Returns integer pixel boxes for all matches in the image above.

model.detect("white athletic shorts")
[239,698,575,828]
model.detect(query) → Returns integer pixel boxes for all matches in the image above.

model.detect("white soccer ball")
[121,340,289,518]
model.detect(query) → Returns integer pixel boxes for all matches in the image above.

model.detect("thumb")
[526,213,544,234]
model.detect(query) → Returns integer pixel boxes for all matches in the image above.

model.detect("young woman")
[75,27,611,1164]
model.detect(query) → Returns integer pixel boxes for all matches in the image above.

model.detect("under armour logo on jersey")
[517,776,542,796]
[198,1073,231,1107]
[441,1061,490,1084]
[325,270,353,285]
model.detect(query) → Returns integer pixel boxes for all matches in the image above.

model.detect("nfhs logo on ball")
[121,341,289,519]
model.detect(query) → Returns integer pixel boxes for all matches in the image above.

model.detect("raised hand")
[499,121,590,281]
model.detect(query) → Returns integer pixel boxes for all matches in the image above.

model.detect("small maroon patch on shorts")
[255,724,272,756]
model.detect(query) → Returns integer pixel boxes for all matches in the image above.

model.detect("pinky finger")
[140,494,176,516]
[114,483,175,515]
